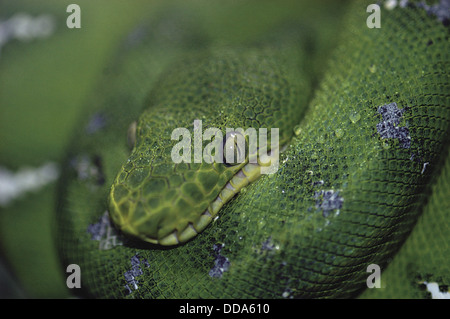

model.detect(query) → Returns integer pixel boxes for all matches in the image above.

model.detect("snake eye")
[127,121,137,150]
[223,131,247,166]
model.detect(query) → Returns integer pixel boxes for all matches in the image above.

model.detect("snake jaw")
[108,160,268,246]
[108,141,283,246]
[130,162,260,246]
[158,230,180,246]
[152,210,214,245]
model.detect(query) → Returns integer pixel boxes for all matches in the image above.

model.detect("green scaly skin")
[56,1,449,298]
[108,45,307,246]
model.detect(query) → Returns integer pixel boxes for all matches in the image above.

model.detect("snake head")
[107,48,302,246]
[108,113,277,246]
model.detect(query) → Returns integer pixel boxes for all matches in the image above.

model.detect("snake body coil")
[57,1,449,298]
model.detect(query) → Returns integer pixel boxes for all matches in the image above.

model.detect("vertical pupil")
[223,132,245,165]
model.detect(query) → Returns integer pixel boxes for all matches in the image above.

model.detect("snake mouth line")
[155,147,282,246]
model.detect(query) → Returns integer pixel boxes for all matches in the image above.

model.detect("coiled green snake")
[56,0,450,298]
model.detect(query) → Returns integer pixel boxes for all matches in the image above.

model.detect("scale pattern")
[108,46,307,244]
[56,1,449,298]
[361,145,450,298]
